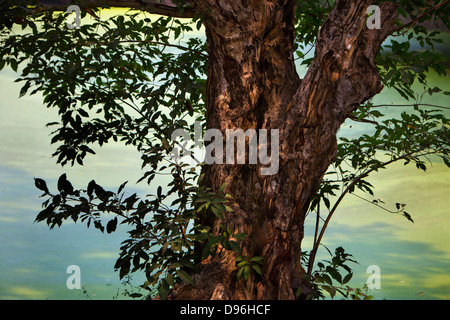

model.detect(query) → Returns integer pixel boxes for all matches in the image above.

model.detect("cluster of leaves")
[318,103,450,205]
[305,103,450,280]
[300,247,373,300]
[294,0,334,63]
[377,33,449,101]
[396,0,450,31]
[33,166,249,299]
[0,4,207,167]
[235,255,264,281]
[193,181,244,259]
[377,0,450,101]
[338,107,449,175]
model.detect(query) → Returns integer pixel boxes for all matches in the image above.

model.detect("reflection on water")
[0,30,449,300]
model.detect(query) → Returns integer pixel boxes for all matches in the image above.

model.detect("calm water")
[0,21,449,300]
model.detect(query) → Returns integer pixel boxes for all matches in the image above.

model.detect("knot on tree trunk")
[210,283,229,300]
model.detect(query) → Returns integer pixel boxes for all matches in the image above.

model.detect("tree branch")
[75,39,207,57]
[307,146,427,275]
[32,0,196,19]
[395,0,450,33]
[350,193,404,215]
[372,103,450,110]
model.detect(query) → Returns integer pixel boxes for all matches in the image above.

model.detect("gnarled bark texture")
[170,0,398,300]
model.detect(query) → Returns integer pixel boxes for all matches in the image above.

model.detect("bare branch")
[32,0,196,19]
[372,103,450,110]
[75,39,207,57]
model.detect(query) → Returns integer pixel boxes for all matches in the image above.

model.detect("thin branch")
[88,82,202,164]
[309,200,320,274]
[307,146,427,275]
[348,115,379,125]
[75,39,207,57]
[395,0,450,33]
[32,0,196,19]
[350,193,403,215]
[372,103,450,110]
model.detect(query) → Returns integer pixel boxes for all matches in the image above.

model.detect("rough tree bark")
[170,0,399,300]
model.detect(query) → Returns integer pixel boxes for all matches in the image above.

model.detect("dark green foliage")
[303,246,373,300]
[32,169,241,298]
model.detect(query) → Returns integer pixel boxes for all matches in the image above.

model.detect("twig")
[396,0,450,33]
[372,103,450,110]
[76,39,207,57]
[307,147,427,275]
[350,193,403,215]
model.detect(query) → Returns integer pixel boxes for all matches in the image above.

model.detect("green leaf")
[106,217,118,233]
[117,181,128,194]
[119,259,131,280]
[166,273,174,286]
[210,205,224,219]
[237,265,244,280]
[442,156,450,168]
[201,244,212,260]
[403,211,414,223]
[251,264,262,275]
[78,108,89,117]
[329,269,342,283]
[87,180,96,198]
[34,178,49,194]
[321,285,336,299]
[236,260,248,268]
[35,204,55,223]
[243,265,251,280]
[19,81,31,98]
[233,233,247,241]
[343,272,353,284]
[228,240,241,253]
[10,59,18,72]
[57,173,74,195]
[322,274,333,286]
[176,269,193,285]
[158,280,170,300]
[249,256,264,264]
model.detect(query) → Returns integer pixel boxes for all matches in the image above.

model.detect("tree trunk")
[171,0,398,300]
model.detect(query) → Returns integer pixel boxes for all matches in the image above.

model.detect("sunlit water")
[0,16,449,300]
